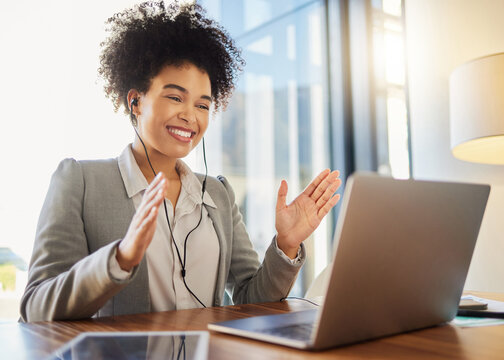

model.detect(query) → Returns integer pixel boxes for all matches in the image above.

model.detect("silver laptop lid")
[313,173,490,349]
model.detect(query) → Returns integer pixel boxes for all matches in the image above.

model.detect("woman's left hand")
[275,169,342,259]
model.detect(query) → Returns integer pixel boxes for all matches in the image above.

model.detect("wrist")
[116,242,135,272]
[276,235,299,259]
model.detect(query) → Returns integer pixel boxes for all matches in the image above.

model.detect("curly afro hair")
[98,1,244,117]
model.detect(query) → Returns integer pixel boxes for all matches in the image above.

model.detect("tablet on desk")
[45,331,209,360]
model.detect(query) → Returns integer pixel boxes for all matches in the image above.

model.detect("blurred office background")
[197,0,410,297]
[1,0,503,321]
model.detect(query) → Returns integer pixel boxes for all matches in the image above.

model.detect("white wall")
[405,0,504,292]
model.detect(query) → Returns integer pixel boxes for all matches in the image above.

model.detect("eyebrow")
[163,84,212,102]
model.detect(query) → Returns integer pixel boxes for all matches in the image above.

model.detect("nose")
[178,103,196,124]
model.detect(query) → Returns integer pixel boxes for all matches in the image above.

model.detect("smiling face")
[131,62,212,165]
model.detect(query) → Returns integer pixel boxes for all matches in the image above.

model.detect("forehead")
[150,63,211,94]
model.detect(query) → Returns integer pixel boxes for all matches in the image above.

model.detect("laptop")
[208,173,490,350]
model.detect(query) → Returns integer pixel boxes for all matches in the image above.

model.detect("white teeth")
[168,128,192,138]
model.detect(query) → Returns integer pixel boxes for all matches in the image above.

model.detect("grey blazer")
[20,158,304,322]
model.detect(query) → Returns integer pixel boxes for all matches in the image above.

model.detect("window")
[371,0,411,178]
[196,0,333,294]
[345,0,411,178]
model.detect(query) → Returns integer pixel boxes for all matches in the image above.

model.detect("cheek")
[199,117,210,134]
[150,102,169,120]
[143,104,167,130]
[140,98,155,118]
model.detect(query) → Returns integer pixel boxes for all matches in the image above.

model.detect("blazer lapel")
[204,203,228,306]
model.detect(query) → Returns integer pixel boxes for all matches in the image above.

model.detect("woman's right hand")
[116,172,168,271]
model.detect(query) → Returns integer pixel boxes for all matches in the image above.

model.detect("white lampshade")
[450,52,504,165]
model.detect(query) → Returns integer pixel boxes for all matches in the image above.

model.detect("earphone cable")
[133,125,186,272]
[183,138,208,272]
[131,103,207,308]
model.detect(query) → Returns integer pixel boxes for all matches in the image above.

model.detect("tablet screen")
[46,331,209,360]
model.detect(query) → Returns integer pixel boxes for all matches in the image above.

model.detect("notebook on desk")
[208,173,490,350]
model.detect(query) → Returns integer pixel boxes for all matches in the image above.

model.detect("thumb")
[276,180,288,212]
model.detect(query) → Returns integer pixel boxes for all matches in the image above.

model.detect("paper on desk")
[451,295,504,328]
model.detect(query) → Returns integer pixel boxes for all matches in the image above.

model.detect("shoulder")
[78,157,119,172]
[54,157,119,178]
[51,157,122,192]
[195,174,237,206]
[55,157,117,172]
[50,158,84,187]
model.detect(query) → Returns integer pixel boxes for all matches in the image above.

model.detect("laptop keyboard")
[260,322,314,341]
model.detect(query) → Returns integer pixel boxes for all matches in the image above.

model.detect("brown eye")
[165,96,182,102]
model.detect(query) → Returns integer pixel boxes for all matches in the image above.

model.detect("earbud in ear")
[130,98,139,126]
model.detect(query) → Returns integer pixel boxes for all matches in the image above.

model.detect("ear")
[127,89,141,114]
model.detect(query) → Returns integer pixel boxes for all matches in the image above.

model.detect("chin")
[164,147,193,160]
[156,140,197,159]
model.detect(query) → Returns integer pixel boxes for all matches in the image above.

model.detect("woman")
[20,1,341,322]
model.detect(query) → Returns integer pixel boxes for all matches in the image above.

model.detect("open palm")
[275,169,341,258]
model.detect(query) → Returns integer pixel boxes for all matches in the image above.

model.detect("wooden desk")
[4,293,504,360]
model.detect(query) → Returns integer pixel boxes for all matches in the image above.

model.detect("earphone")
[130,97,208,308]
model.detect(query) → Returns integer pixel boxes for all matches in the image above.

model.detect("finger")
[317,193,341,219]
[142,172,166,202]
[309,170,340,202]
[315,179,341,208]
[302,169,330,197]
[147,171,165,191]
[137,206,159,243]
[276,180,288,212]
[147,187,166,210]
[138,205,158,233]
[149,173,170,200]
[135,188,164,228]
[139,178,166,209]
[146,173,167,196]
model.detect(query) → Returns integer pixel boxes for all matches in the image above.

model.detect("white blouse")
[111,144,220,311]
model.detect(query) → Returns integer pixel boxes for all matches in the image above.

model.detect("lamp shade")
[450,52,504,165]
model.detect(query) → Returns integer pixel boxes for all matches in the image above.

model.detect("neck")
[131,139,179,183]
